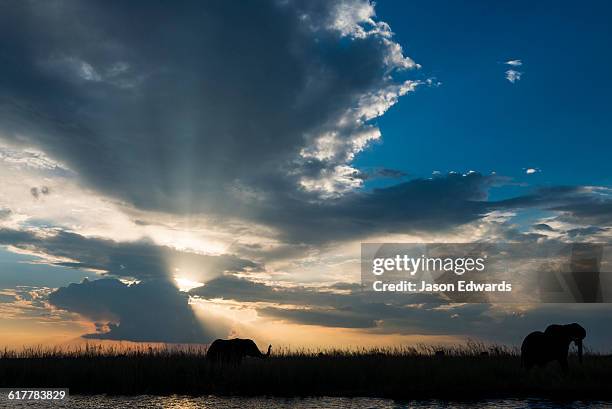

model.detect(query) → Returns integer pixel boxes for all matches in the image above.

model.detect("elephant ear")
[567,323,587,339]
[544,324,567,339]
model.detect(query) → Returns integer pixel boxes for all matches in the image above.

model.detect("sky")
[362,0,612,192]
[0,0,611,350]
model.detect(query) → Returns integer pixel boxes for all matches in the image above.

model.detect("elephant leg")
[522,356,533,369]
[559,357,569,372]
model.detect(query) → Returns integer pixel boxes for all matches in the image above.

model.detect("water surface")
[1,395,610,408]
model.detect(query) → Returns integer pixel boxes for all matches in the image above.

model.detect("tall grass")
[1,342,610,399]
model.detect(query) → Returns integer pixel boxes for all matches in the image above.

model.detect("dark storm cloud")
[356,167,409,180]
[258,302,500,334]
[494,186,584,208]
[498,227,547,243]
[0,0,413,214]
[552,201,612,226]
[371,168,409,179]
[495,186,612,230]
[191,274,451,330]
[1,0,503,247]
[260,307,378,329]
[49,278,217,343]
[0,228,258,281]
[1,1,606,246]
[257,172,496,243]
[533,223,555,232]
[192,274,467,332]
[193,275,612,349]
[566,226,609,238]
[191,275,501,335]
[496,187,612,224]
[0,227,255,342]
[191,274,389,306]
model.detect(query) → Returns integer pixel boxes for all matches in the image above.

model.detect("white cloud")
[503,59,523,83]
[299,165,363,198]
[504,59,522,67]
[525,168,540,174]
[505,69,522,83]
[299,79,423,195]
[78,60,102,82]
[0,142,70,172]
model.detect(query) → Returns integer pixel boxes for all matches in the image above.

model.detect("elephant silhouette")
[521,323,586,371]
[206,338,271,364]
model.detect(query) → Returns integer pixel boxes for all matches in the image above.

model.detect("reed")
[1,342,610,399]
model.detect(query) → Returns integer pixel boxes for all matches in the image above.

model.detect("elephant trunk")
[266,345,271,357]
[576,339,583,364]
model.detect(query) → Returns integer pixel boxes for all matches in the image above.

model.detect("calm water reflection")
[1,395,610,408]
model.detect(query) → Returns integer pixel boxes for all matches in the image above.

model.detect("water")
[0,396,609,409]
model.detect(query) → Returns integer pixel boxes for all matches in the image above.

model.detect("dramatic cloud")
[0,144,69,173]
[191,274,445,330]
[255,172,498,244]
[495,186,612,227]
[533,223,555,232]
[0,228,258,281]
[49,278,217,343]
[192,275,612,349]
[358,167,408,180]
[566,226,609,238]
[0,0,421,217]
[0,1,601,248]
[0,1,609,346]
[490,186,612,243]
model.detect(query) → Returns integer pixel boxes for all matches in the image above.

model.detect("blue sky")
[0,248,88,288]
[356,0,612,197]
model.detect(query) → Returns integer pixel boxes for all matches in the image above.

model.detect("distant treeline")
[0,343,611,399]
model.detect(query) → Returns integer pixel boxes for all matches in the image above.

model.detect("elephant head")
[240,339,271,358]
[545,323,586,363]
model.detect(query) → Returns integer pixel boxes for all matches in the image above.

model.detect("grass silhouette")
[1,342,611,399]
